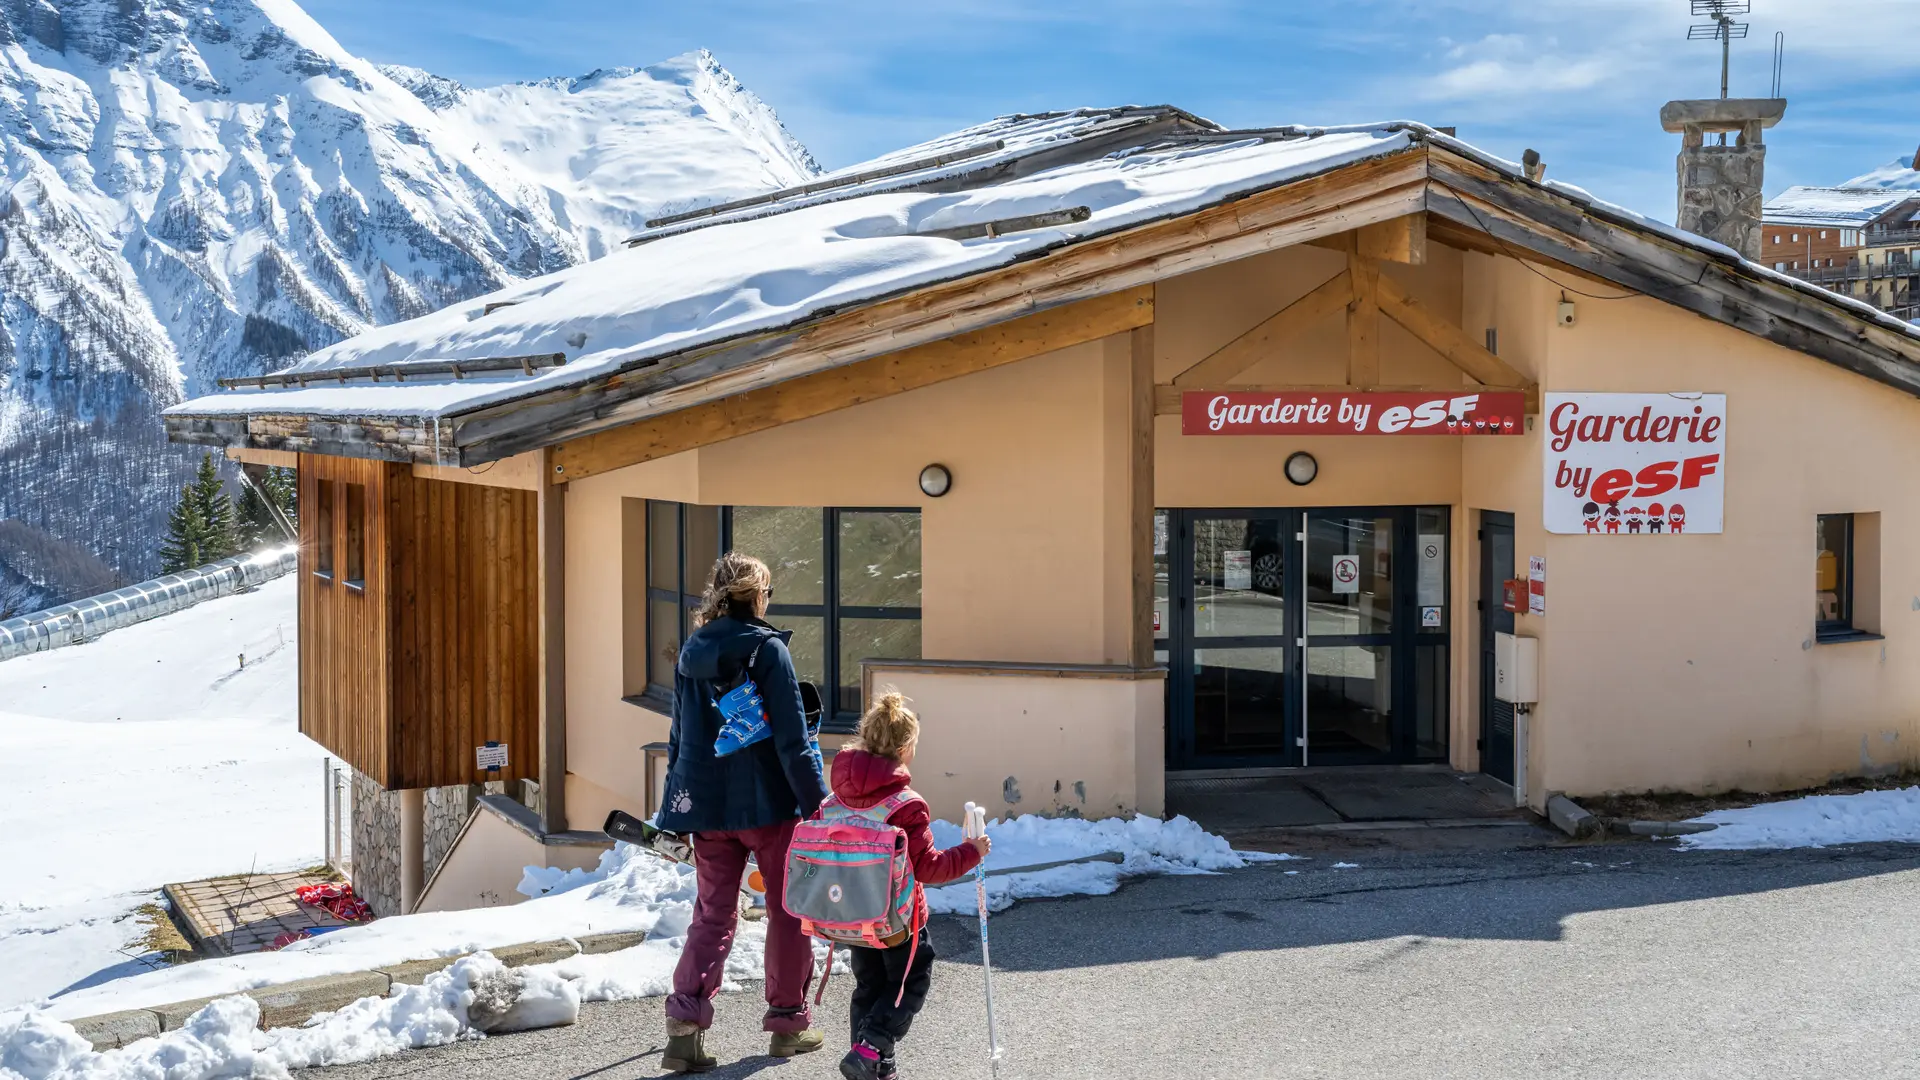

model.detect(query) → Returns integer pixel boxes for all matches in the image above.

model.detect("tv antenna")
[1686,0,1750,100]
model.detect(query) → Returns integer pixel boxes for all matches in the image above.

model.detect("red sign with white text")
[1182,391,1527,436]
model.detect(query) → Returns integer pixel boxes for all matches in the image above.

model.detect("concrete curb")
[1546,793,1601,838]
[1610,819,1721,838]
[66,930,642,1050]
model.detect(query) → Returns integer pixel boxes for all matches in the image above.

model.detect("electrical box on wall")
[1494,632,1539,704]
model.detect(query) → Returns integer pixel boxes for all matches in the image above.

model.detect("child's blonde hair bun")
[853,688,919,760]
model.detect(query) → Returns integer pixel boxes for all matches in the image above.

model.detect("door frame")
[1162,505,1449,771]
[1477,511,1517,784]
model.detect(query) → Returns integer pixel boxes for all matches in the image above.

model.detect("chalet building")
[169,105,1920,916]
[1763,183,1920,320]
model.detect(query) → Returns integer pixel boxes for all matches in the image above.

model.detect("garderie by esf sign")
[1183,391,1526,435]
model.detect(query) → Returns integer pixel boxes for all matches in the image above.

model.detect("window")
[642,503,921,729]
[343,483,366,589]
[1790,233,1800,242]
[1771,235,1780,245]
[314,481,335,580]
[1820,231,1829,240]
[1815,514,1852,637]
[1774,262,1788,272]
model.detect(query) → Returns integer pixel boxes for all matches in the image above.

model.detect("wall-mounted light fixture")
[1284,451,1318,487]
[919,463,953,498]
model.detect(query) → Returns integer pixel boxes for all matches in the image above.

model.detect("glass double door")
[1159,507,1450,769]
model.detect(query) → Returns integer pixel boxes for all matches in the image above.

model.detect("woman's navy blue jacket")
[656,614,829,834]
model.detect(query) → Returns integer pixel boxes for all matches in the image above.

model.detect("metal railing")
[324,758,355,878]
[0,545,298,662]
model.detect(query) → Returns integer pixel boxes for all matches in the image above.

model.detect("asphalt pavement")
[313,832,1920,1080]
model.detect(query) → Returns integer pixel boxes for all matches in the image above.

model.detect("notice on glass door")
[1223,550,1252,591]
[1417,534,1445,606]
[1331,554,1360,594]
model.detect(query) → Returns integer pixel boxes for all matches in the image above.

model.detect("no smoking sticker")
[1331,554,1360,594]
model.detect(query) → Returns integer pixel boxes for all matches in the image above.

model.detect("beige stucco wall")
[562,339,1147,825]
[1531,283,1920,798]
[540,226,1920,828]
[864,666,1166,820]
[414,806,606,913]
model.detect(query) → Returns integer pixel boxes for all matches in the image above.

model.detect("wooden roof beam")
[1376,273,1531,389]
[1168,270,1353,388]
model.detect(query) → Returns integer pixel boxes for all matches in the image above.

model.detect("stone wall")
[350,770,403,917]
[1676,143,1766,261]
[423,783,482,879]
[351,774,528,916]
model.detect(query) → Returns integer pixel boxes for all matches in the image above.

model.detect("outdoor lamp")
[1284,451,1318,486]
[919,463,953,498]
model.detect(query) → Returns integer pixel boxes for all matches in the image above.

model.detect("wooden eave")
[165,139,1920,467]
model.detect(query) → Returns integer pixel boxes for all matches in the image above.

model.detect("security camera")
[1556,299,1577,327]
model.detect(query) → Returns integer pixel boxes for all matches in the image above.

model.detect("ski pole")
[964,802,1004,1077]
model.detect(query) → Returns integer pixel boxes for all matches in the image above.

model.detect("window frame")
[642,503,923,732]
[1815,513,1855,641]
[343,483,366,591]
[313,480,336,582]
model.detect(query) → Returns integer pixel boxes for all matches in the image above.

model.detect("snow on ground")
[36,812,1278,1022]
[1678,787,1920,851]
[2,813,1276,1078]
[0,576,313,1010]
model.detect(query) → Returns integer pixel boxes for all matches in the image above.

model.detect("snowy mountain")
[1844,153,1920,189]
[0,0,818,613]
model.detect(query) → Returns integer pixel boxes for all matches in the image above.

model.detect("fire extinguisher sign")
[1543,393,1726,535]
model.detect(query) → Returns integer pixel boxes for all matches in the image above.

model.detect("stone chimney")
[1659,97,1787,260]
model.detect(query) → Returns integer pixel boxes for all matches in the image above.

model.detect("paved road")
[317,835,1920,1080]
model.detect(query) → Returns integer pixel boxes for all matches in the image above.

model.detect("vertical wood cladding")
[299,455,538,790]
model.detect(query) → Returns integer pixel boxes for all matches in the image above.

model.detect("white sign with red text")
[1544,393,1725,534]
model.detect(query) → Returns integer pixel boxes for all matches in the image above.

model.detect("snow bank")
[4,813,1276,1077]
[1678,787,1920,851]
[31,813,1274,1021]
[0,954,574,1080]
[926,813,1291,914]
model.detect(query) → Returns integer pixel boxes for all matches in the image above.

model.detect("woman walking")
[657,552,830,1072]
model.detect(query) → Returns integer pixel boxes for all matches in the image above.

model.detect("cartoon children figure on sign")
[1646,503,1664,534]
[1625,507,1644,534]
[1582,502,1601,533]
[1669,504,1686,534]
[1604,502,1622,534]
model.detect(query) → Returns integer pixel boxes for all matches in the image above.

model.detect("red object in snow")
[295,882,374,922]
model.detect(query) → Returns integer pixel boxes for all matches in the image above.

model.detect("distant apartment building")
[1763,181,1920,321]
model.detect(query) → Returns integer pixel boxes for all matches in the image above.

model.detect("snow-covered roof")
[165,107,1920,458]
[167,109,1415,420]
[1763,186,1920,228]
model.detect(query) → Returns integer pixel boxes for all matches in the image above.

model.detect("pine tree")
[158,453,240,571]
[159,484,211,574]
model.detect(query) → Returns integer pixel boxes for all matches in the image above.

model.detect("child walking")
[829,691,990,1080]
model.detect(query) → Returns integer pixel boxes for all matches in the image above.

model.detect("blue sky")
[302,0,1920,223]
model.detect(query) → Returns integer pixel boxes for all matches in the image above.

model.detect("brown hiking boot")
[769,1028,825,1058]
[662,1022,716,1073]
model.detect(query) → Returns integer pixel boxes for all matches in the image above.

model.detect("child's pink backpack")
[784,789,926,1003]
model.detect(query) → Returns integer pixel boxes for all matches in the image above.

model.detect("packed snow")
[0,575,312,1011]
[1677,787,1920,851]
[2,811,1279,1079]
[32,811,1279,1024]
[0,954,577,1080]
